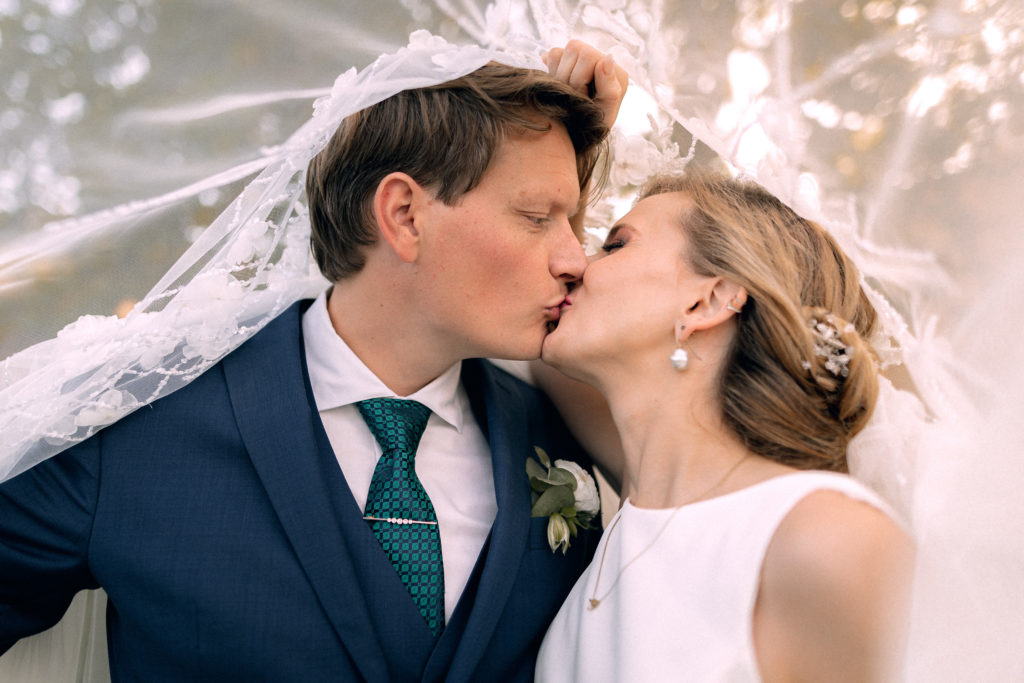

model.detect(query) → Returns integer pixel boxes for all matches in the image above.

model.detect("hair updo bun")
[638,172,880,471]
[801,306,878,448]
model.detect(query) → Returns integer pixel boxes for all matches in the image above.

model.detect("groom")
[0,44,624,680]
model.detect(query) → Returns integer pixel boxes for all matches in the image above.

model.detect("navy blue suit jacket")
[0,301,599,681]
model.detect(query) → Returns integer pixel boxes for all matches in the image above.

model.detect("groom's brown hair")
[306,62,607,282]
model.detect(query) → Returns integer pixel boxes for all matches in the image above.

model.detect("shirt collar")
[302,289,465,431]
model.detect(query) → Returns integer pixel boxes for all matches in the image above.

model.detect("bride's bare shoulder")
[769,488,911,572]
[754,488,914,682]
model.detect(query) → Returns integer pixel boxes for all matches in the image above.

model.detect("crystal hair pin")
[805,314,854,378]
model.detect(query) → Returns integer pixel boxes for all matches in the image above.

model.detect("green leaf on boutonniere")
[531,484,575,518]
[545,466,578,488]
[560,505,581,520]
[525,456,548,483]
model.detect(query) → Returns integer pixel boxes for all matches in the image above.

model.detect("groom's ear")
[373,172,424,264]
[678,278,747,337]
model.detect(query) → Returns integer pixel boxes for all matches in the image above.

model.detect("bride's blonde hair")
[641,173,879,471]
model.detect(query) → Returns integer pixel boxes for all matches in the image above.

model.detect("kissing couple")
[0,35,910,682]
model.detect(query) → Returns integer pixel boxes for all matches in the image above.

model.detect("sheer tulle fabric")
[0,32,542,483]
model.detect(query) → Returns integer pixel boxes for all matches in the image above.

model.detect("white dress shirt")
[302,290,496,620]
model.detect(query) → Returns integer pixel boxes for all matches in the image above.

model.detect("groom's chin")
[493,339,544,363]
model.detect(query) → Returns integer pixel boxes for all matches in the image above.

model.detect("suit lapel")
[444,359,532,681]
[221,303,390,681]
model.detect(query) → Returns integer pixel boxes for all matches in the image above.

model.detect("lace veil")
[0,31,546,483]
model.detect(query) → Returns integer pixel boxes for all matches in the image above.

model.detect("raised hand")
[544,40,629,129]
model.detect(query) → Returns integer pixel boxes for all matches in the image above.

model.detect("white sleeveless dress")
[535,472,893,682]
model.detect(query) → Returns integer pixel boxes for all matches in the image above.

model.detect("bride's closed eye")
[601,238,626,253]
[600,224,630,254]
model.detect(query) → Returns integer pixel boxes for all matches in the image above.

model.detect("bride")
[534,172,913,681]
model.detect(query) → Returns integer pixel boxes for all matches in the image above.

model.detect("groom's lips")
[545,296,570,321]
[556,296,572,317]
[545,297,571,332]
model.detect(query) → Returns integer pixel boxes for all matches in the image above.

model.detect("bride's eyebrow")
[604,224,628,242]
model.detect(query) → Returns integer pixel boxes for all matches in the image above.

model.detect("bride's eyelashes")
[601,238,626,253]
[600,224,630,253]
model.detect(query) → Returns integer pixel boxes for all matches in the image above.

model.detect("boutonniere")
[526,446,600,554]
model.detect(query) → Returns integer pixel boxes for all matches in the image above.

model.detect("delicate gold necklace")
[587,453,750,610]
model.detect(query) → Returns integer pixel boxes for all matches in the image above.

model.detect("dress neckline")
[621,470,845,513]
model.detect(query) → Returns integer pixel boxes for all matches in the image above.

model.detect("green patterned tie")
[356,398,445,636]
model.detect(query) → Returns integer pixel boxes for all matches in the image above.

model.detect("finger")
[594,55,626,96]
[592,54,629,125]
[607,54,630,93]
[553,45,583,93]
[567,48,602,95]
[543,47,563,74]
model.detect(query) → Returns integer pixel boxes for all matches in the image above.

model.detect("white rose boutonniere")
[526,446,600,554]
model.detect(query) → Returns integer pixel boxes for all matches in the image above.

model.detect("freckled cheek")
[440,246,518,303]
[467,236,539,283]
[441,217,550,299]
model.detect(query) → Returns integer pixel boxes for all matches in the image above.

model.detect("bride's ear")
[373,172,424,263]
[677,279,747,337]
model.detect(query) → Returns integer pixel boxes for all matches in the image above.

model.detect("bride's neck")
[602,370,751,509]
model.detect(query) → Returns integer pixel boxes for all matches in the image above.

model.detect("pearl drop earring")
[671,324,689,370]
